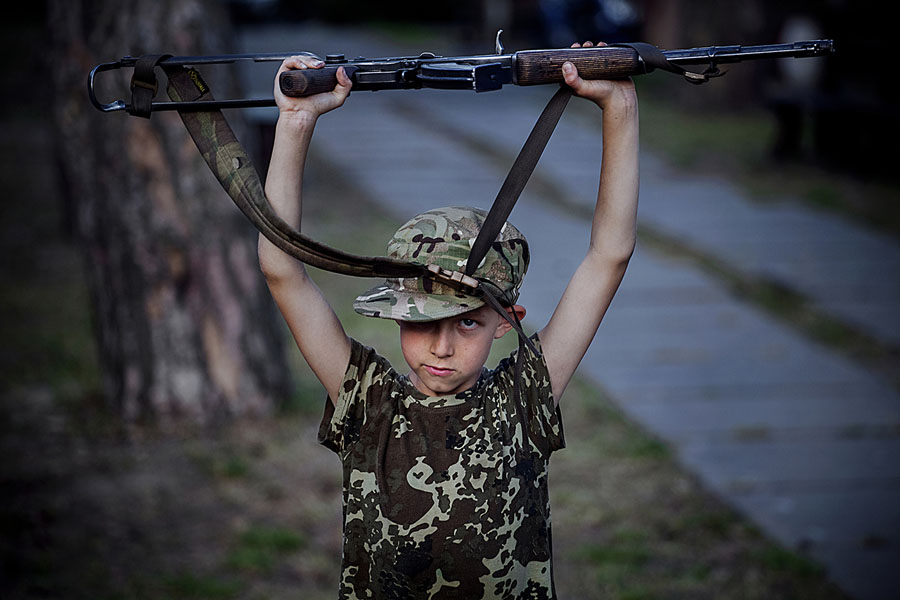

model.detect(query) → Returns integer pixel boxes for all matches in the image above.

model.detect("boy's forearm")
[560,57,639,263]
[258,114,318,281]
[264,113,318,229]
[590,95,640,263]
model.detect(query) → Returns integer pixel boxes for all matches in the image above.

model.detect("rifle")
[89,33,834,115]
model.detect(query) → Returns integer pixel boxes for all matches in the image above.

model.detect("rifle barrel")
[662,40,834,66]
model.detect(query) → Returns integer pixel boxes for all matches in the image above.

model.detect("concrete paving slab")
[732,487,900,545]
[634,168,900,347]
[621,394,900,438]
[803,535,900,600]
[731,488,900,600]
[680,438,900,488]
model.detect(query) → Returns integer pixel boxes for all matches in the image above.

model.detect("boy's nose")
[430,324,454,357]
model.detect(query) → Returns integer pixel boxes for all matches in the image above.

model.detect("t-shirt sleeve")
[317,338,390,456]
[506,334,566,456]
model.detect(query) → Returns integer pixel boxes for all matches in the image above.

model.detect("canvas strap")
[161,64,426,280]
[465,85,574,278]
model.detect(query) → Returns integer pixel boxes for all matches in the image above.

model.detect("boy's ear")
[494,304,527,338]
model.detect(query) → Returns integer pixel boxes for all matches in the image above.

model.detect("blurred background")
[2,1,897,599]
[227,0,897,177]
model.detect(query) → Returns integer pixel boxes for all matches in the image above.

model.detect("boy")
[259,41,638,599]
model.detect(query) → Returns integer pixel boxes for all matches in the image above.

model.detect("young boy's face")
[397,304,514,396]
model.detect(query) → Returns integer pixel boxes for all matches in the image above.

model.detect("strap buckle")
[129,76,159,94]
[425,264,481,292]
[128,53,172,118]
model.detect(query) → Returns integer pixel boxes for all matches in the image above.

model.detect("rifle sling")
[162,65,424,280]
[465,85,573,278]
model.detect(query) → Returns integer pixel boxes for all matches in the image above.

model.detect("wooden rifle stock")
[513,47,641,84]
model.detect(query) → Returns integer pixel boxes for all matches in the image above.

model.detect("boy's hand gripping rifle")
[87,35,833,346]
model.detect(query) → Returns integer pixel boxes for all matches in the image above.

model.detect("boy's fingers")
[331,66,352,100]
[335,66,352,88]
[280,54,325,73]
[562,61,581,88]
[571,41,608,49]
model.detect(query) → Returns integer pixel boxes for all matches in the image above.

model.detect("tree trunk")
[48,0,292,424]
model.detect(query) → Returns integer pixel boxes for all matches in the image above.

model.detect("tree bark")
[48,0,292,424]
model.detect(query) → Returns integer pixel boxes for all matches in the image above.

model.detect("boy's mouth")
[424,365,454,377]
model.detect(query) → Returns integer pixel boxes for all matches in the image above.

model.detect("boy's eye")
[459,318,478,330]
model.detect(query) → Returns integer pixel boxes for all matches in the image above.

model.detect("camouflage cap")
[354,206,529,321]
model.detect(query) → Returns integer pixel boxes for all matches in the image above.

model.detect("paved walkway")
[238,24,900,600]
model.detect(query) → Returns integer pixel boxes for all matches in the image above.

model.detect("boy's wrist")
[277,110,319,130]
[594,85,638,115]
[599,96,638,122]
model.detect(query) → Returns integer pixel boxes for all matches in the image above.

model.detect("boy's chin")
[412,371,474,396]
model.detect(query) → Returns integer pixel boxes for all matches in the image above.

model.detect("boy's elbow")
[258,238,306,285]
[621,240,636,266]
[613,237,636,265]
[258,256,282,284]
[259,258,306,288]
[589,237,635,269]
[608,248,634,277]
[257,239,279,280]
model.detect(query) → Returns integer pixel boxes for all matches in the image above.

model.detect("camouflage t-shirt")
[318,336,565,599]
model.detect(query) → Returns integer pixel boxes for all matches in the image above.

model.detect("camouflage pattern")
[319,336,564,599]
[354,207,530,322]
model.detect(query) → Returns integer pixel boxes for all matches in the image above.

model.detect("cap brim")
[353,283,485,322]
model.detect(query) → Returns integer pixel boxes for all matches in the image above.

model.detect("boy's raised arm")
[538,42,640,404]
[258,57,353,404]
